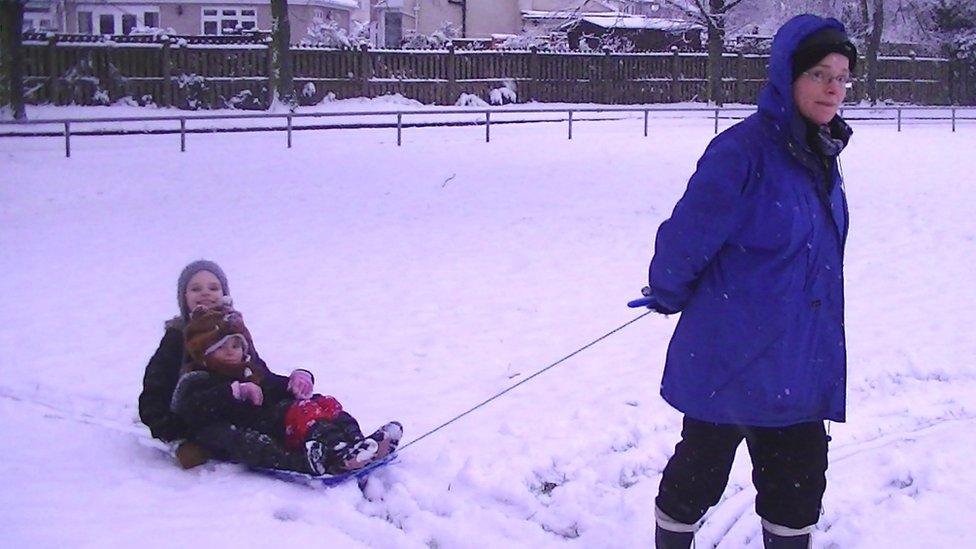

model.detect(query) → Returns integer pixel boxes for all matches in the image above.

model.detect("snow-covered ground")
[0,110,974,548]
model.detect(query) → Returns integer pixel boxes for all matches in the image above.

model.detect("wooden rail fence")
[19,33,976,110]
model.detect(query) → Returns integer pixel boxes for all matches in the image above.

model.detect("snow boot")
[366,421,403,461]
[174,440,211,469]
[655,505,695,549]
[655,525,694,549]
[305,417,372,475]
[762,521,812,549]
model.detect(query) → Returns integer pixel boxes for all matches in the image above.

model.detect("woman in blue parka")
[645,15,857,549]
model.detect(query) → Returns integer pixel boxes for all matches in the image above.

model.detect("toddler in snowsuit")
[171,300,402,475]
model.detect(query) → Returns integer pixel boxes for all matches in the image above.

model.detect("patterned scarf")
[811,122,847,158]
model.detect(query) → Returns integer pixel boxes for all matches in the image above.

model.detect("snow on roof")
[579,15,701,31]
[522,10,596,22]
[547,13,699,32]
[523,10,702,32]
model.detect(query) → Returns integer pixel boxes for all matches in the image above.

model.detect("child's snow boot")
[305,434,379,475]
[338,437,379,470]
[175,440,211,469]
[304,419,376,475]
[366,421,403,461]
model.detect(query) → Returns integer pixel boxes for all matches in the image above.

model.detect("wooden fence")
[19,33,976,110]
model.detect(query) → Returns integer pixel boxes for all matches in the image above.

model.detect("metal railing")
[2,105,974,158]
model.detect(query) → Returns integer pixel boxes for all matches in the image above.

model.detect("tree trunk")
[270,0,294,109]
[862,0,884,105]
[0,1,27,120]
[706,0,725,105]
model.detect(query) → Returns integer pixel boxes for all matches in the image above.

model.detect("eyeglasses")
[803,69,854,89]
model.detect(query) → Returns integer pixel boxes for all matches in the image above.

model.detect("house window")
[22,8,56,31]
[77,6,160,35]
[122,14,137,35]
[202,7,258,35]
[383,11,402,48]
[99,14,116,34]
[78,12,93,33]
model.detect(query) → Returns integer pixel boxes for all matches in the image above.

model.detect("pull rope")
[397,310,656,453]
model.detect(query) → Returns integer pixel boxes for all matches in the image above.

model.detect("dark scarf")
[808,120,848,159]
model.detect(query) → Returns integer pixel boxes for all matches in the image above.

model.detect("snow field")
[1,113,974,548]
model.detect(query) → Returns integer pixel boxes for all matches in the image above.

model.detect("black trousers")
[656,416,828,530]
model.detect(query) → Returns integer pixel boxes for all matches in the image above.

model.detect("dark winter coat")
[648,15,851,426]
[138,317,275,442]
[171,366,295,440]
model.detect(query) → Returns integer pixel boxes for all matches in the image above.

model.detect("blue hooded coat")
[648,15,852,427]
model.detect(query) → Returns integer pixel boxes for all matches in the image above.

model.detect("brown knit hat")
[183,303,265,383]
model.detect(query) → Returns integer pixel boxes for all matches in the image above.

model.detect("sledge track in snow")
[702,413,976,548]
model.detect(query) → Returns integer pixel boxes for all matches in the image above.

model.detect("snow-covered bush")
[928,1,976,58]
[303,16,368,48]
[498,31,569,51]
[62,55,127,106]
[92,89,110,105]
[227,89,263,110]
[176,73,209,110]
[455,93,488,107]
[489,79,517,105]
[128,26,176,38]
[403,22,458,50]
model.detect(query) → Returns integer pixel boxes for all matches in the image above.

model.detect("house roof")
[577,14,702,31]
[522,10,608,22]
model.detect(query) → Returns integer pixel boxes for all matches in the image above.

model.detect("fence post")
[964,61,972,106]
[529,46,540,102]
[909,51,917,105]
[670,46,680,103]
[266,40,275,106]
[161,37,172,108]
[47,34,60,105]
[359,44,371,98]
[734,51,744,103]
[485,110,491,142]
[948,58,956,106]
[602,46,612,104]
[447,42,457,105]
[64,122,70,158]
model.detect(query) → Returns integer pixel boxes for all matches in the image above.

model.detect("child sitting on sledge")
[171,300,402,475]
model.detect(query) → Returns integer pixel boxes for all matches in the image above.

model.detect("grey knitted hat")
[176,260,230,319]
